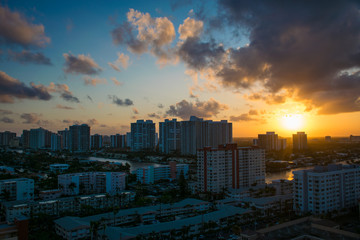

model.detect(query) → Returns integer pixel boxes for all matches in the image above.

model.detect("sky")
[0,0,360,138]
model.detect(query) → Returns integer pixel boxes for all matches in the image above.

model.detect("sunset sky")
[1,0,360,137]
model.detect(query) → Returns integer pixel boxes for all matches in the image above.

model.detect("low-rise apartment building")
[293,164,360,215]
[135,162,189,184]
[58,172,127,195]
[0,178,34,201]
[2,192,135,223]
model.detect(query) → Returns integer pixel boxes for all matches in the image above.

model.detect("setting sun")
[281,114,304,130]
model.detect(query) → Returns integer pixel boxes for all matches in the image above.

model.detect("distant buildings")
[50,164,70,173]
[110,134,126,148]
[58,172,126,195]
[325,136,332,142]
[293,164,360,215]
[350,135,360,142]
[21,130,30,148]
[69,124,90,152]
[180,116,232,155]
[58,128,70,150]
[256,131,286,151]
[293,132,308,150]
[159,119,181,154]
[29,127,51,149]
[197,144,265,193]
[0,131,16,147]
[90,134,103,150]
[130,120,156,151]
[0,178,34,201]
[135,162,189,184]
[51,133,62,151]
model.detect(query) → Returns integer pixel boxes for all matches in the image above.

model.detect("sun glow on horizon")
[281,114,304,131]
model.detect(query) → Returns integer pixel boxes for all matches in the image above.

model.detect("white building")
[51,133,62,151]
[256,131,286,151]
[130,120,156,151]
[58,172,126,196]
[0,178,34,201]
[293,164,360,215]
[3,192,135,223]
[50,164,70,173]
[293,132,308,150]
[180,116,232,155]
[54,198,216,240]
[197,144,265,193]
[136,162,189,184]
[159,119,181,154]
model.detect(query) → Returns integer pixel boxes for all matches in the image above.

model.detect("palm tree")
[113,206,120,226]
[68,182,76,195]
[90,221,100,240]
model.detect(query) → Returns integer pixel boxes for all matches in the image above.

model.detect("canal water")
[88,156,348,183]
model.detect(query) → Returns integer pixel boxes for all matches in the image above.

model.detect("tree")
[178,170,189,198]
[0,189,11,201]
[68,182,77,195]
[90,221,100,240]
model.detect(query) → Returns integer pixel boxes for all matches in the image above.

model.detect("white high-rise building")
[0,178,34,201]
[51,133,62,151]
[293,164,360,215]
[293,132,308,150]
[197,144,265,193]
[90,134,103,150]
[58,172,126,196]
[180,116,232,155]
[69,124,90,152]
[159,119,181,154]
[131,120,155,151]
[110,134,126,148]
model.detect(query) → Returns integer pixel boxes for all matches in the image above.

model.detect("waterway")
[265,166,315,183]
[87,156,162,172]
[88,156,348,183]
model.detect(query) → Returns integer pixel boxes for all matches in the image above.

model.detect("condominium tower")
[131,120,156,151]
[197,144,265,193]
[293,164,360,215]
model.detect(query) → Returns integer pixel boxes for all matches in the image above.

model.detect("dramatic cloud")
[56,104,74,110]
[229,114,258,122]
[108,52,129,71]
[83,76,107,86]
[112,9,176,64]
[109,95,134,106]
[157,103,164,109]
[178,17,203,40]
[132,107,139,114]
[87,118,99,126]
[177,37,226,71]
[209,0,360,114]
[0,117,14,123]
[248,109,258,115]
[61,93,80,103]
[148,113,161,119]
[48,82,80,103]
[8,50,52,65]
[110,77,123,86]
[0,5,50,47]
[0,109,12,115]
[21,113,40,124]
[63,53,102,75]
[0,71,52,103]
[166,98,228,120]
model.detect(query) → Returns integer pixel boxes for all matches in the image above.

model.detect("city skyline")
[1,1,360,137]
